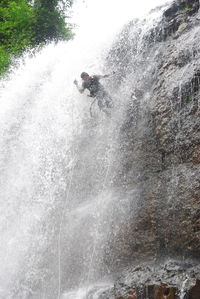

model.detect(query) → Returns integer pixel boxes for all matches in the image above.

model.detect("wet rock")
[188,280,200,298]
[127,288,137,299]
[192,146,200,164]
[105,0,200,289]
[164,0,199,19]
[153,285,177,299]
[175,22,188,37]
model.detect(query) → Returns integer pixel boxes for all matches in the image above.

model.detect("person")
[73,72,113,115]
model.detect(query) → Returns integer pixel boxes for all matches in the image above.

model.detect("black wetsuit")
[82,75,113,109]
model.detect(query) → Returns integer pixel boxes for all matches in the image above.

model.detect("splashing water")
[0,0,170,298]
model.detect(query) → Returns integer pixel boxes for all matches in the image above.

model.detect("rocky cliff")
[103,0,200,297]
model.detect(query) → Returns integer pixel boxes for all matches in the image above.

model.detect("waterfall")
[0,0,171,298]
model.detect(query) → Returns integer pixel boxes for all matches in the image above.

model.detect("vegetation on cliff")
[0,0,73,76]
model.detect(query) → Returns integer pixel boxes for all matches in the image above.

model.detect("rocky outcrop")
[104,0,200,294]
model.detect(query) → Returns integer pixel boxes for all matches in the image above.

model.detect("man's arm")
[103,74,110,78]
[73,80,85,94]
[96,74,112,79]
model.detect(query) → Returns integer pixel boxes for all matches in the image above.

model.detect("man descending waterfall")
[74,72,113,116]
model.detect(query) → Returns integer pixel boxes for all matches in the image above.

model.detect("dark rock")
[188,280,200,299]
[164,0,199,19]
[104,0,200,293]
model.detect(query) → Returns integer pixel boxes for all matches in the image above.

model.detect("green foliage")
[0,0,35,49]
[33,0,73,44]
[0,0,73,77]
[183,4,192,11]
[0,46,10,74]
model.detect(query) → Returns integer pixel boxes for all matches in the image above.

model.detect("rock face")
[104,0,200,293]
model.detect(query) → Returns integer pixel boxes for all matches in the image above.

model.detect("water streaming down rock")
[103,0,200,297]
[0,0,200,298]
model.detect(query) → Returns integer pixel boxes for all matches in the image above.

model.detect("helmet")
[81,72,89,78]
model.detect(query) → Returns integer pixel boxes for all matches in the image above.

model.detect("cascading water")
[0,0,177,298]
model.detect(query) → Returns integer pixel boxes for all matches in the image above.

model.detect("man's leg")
[97,99,111,117]
[105,94,114,108]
